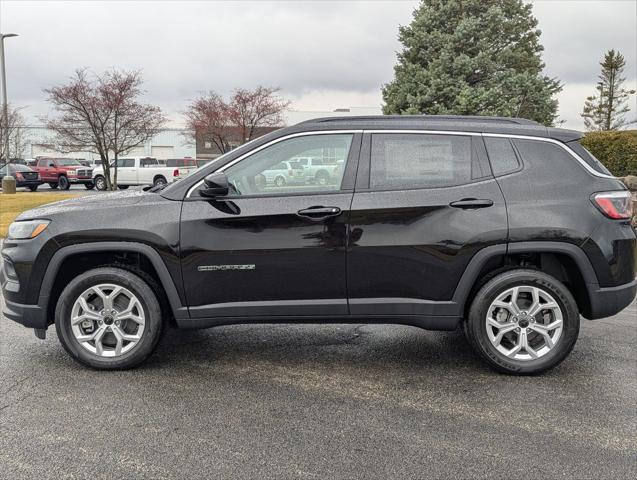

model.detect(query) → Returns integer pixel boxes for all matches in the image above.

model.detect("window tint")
[484,137,521,176]
[566,142,612,175]
[140,158,158,167]
[370,134,473,189]
[223,134,353,196]
[38,159,50,167]
[116,158,135,168]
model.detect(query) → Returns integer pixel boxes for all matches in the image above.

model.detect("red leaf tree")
[184,86,289,154]
[45,69,166,190]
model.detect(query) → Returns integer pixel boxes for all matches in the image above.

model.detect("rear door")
[116,158,136,184]
[180,132,362,319]
[347,132,507,317]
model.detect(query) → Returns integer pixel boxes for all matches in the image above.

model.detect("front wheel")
[94,175,107,191]
[55,267,164,370]
[58,176,70,190]
[464,269,580,375]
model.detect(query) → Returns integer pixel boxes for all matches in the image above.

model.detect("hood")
[16,190,148,220]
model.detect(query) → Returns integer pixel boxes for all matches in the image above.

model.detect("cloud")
[1,0,635,129]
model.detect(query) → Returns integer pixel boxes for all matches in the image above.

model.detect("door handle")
[297,206,342,220]
[449,198,494,209]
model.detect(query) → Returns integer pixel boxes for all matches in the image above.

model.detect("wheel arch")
[453,242,599,319]
[40,242,188,325]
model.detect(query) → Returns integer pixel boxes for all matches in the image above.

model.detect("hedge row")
[581,130,637,178]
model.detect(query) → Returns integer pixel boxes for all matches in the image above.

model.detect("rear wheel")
[315,170,330,185]
[27,185,39,192]
[274,176,286,187]
[58,176,70,190]
[153,176,167,188]
[48,182,58,189]
[94,175,107,191]
[55,267,163,370]
[464,269,579,375]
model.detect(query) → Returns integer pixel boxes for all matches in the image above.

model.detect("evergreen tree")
[382,0,562,126]
[581,50,636,131]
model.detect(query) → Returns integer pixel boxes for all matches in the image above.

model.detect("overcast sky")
[1,0,635,129]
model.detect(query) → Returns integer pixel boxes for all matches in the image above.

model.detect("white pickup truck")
[92,157,194,190]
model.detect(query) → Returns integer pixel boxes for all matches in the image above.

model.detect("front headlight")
[67,170,77,175]
[8,220,50,240]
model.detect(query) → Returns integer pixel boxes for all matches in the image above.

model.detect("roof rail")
[299,115,541,126]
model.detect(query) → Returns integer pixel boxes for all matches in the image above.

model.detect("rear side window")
[566,142,612,175]
[484,137,521,176]
[370,134,475,190]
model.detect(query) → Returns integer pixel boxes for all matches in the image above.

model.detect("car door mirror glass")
[201,172,229,198]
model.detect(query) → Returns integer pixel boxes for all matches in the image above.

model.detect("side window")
[370,134,474,190]
[484,137,521,176]
[224,134,354,196]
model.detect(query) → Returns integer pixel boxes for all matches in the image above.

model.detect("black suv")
[2,116,635,374]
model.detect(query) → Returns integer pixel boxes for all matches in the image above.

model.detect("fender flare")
[451,241,599,308]
[38,241,188,320]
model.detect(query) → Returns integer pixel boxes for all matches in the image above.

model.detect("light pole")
[1,33,18,166]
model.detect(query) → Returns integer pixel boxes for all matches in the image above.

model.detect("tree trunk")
[112,153,119,190]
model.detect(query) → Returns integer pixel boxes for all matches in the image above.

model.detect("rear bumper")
[587,278,637,320]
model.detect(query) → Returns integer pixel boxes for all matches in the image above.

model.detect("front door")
[180,132,361,319]
[347,132,507,317]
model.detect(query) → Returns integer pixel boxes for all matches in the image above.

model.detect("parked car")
[165,158,198,177]
[92,157,185,190]
[258,160,306,187]
[290,156,340,185]
[0,163,43,191]
[32,157,94,190]
[2,115,635,373]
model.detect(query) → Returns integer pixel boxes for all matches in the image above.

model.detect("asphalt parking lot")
[1,270,636,479]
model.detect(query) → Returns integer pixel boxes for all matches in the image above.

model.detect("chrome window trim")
[186,128,615,197]
[482,133,615,179]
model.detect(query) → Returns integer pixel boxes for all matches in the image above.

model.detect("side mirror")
[200,172,229,198]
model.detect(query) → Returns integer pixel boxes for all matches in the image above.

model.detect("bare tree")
[183,92,234,155]
[0,105,28,163]
[228,86,290,143]
[45,69,166,189]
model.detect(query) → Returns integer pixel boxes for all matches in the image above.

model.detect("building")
[20,126,196,161]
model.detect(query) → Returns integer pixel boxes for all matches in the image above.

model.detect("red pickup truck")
[33,157,95,190]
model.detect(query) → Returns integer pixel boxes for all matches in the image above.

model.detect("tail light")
[173,169,179,177]
[591,191,633,219]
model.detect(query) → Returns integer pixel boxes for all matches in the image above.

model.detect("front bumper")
[68,176,93,184]
[587,278,637,319]
[0,266,48,329]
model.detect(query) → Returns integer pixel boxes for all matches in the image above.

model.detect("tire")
[464,269,579,375]
[118,185,129,190]
[84,182,95,190]
[55,267,164,370]
[94,175,107,191]
[48,182,58,189]
[315,170,330,185]
[153,176,167,188]
[58,176,70,190]
[274,176,286,187]
[27,185,39,192]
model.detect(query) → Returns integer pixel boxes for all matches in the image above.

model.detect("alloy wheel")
[70,283,146,357]
[485,285,563,361]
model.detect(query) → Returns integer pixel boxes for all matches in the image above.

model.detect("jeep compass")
[2,116,635,374]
